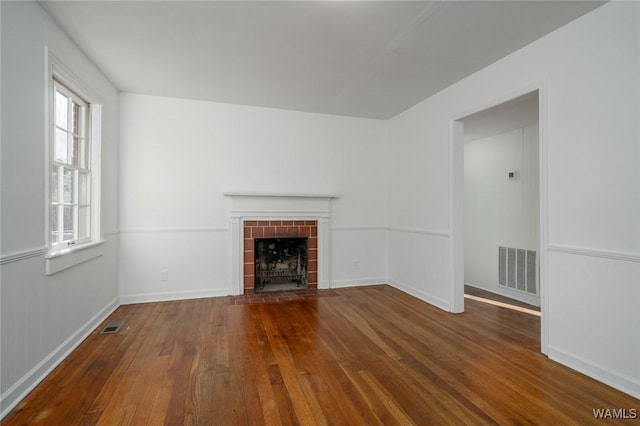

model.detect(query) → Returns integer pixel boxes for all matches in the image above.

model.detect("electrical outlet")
[353,260,359,270]
[160,270,169,281]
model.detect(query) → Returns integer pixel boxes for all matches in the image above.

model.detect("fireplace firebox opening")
[255,237,308,293]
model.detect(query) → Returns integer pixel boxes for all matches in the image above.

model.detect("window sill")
[45,240,105,275]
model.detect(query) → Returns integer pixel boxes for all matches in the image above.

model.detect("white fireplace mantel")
[224,192,338,295]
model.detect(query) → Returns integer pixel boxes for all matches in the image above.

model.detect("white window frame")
[51,81,92,248]
[45,50,104,275]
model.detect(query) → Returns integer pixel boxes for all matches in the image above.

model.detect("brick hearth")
[243,220,318,293]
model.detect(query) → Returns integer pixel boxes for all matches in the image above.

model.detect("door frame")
[448,82,549,355]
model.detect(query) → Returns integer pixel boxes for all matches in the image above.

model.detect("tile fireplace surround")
[224,193,337,295]
[246,220,317,292]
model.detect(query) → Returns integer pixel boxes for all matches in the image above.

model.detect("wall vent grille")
[100,320,123,334]
[498,246,537,295]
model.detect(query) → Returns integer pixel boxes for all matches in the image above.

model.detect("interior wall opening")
[462,92,540,309]
[451,88,546,352]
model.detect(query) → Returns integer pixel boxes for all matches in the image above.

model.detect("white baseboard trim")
[331,278,387,288]
[547,345,640,400]
[387,278,450,312]
[1,297,120,419]
[119,288,229,305]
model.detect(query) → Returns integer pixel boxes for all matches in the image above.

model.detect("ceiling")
[39,1,604,120]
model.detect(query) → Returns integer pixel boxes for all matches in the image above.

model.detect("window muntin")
[50,80,91,249]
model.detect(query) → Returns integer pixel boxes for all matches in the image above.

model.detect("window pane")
[51,205,60,243]
[52,167,59,202]
[55,129,68,163]
[71,135,79,166]
[78,206,90,239]
[63,169,74,203]
[78,172,89,204]
[72,101,81,135]
[62,205,73,241]
[55,91,68,129]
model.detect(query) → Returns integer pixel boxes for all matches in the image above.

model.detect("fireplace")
[255,237,308,292]
[224,192,336,295]
[243,220,317,293]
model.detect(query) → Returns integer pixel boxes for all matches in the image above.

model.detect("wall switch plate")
[160,270,169,281]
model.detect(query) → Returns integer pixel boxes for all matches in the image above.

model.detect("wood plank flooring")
[4,285,638,425]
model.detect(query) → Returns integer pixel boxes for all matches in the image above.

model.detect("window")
[46,53,103,274]
[50,80,92,249]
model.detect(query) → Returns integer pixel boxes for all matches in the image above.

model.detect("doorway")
[463,92,540,307]
[449,87,548,354]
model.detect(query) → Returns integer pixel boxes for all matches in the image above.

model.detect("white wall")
[464,125,540,305]
[118,94,388,302]
[387,1,639,397]
[0,1,120,416]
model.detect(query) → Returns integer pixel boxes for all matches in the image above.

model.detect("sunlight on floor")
[464,294,541,316]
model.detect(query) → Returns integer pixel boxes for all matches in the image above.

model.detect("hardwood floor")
[4,285,637,425]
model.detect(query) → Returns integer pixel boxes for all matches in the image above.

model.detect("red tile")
[288,227,299,236]
[244,250,254,263]
[299,226,310,237]
[308,260,317,272]
[243,275,254,289]
[264,227,275,237]
[244,238,254,250]
[270,220,282,226]
[244,227,251,238]
[305,220,316,226]
[310,227,317,237]
[245,221,258,226]
[276,227,288,236]
[252,227,264,238]
[308,248,317,261]
[282,220,293,226]
[293,220,306,225]
[257,220,270,226]
[308,237,317,249]
[308,272,317,284]
[244,263,254,275]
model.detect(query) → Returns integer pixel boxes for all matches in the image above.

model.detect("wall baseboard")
[387,278,450,312]
[1,297,120,419]
[331,278,387,288]
[547,345,640,400]
[119,288,229,305]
